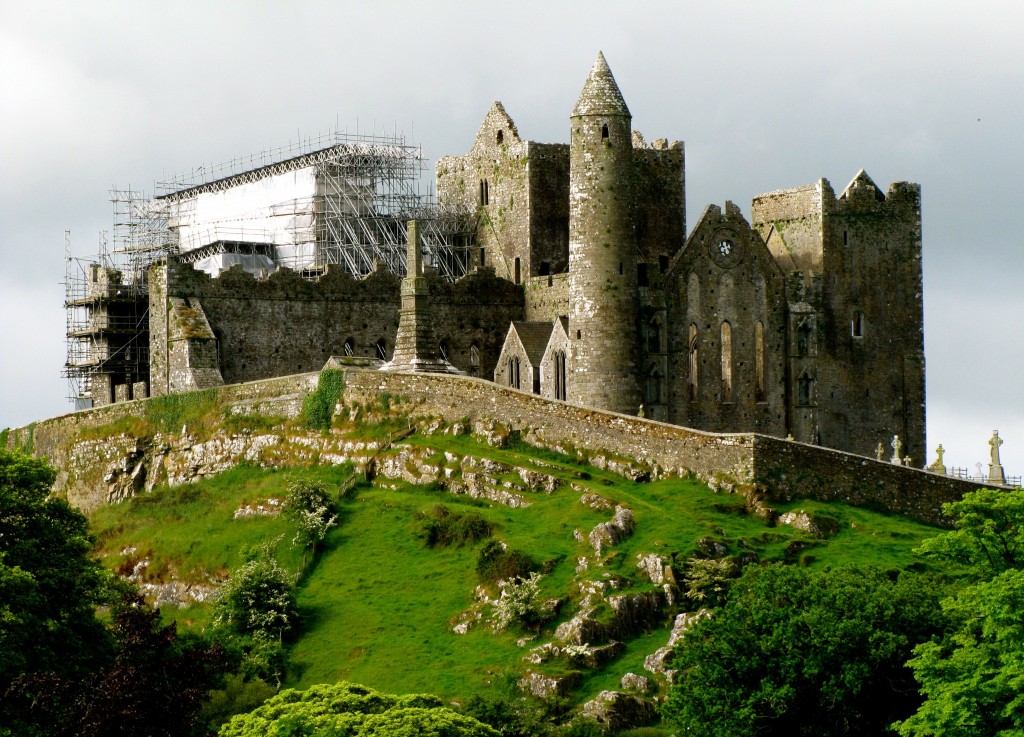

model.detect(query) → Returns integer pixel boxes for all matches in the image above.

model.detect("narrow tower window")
[601,123,609,140]
[688,324,699,401]
[797,319,812,358]
[496,129,504,144]
[344,338,355,356]
[376,338,387,361]
[851,310,865,338]
[646,366,665,405]
[797,370,814,406]
[755,322,766,402]
[721,321,733,402]
[647,317,662,353]
[480,179,489,206]
[514,257,521,285]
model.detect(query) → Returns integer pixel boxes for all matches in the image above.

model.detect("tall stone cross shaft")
[380,221,462,374]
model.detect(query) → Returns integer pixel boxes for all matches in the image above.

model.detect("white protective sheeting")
[168,167,321,262]
[191,253,277,278]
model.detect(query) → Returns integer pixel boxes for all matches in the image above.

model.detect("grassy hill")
[87,427,946,712]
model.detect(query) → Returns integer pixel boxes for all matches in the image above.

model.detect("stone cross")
[875,442,885,462]
[988,429,1007,485]
[928,443,947,474]
[890,435,903,465]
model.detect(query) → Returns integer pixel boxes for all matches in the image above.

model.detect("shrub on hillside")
[416,505,492,547]
[476,541,539,584]
[282,479,337,552]
[213,540,297,642]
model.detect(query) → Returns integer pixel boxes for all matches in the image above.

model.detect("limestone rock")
[589,505,635,554]
[636,553,672,584]
[620,673,649,693]
[554,609,607,646]
[581,691,657,732]
[579,491,614,511]
[518,670,581,700]
[643,609,712,680]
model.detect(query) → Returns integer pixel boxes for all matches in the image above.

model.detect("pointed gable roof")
[839,169,885,202]
[572,51,630,118]
[472,101,521,154]
[511,321,556,365]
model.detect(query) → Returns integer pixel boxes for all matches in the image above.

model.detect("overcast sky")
[1,0,1021,477]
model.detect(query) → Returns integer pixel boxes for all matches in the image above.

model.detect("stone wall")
[750,434,977,524]
[7,367,983,525]
[154,258,523,389]
[524,273,570,322]
[3,373,317,511]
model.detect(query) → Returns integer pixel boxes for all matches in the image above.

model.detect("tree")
[896,489,1024,736]
[0,449,112,728]
[213,539,297,641]
[281,479,337,564]
[662,564,947,737]
[218,681,499,737]
[12,593,227,737]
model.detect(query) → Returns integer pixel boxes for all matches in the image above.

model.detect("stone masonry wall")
[156,258,524,387]
[524,273,570,322]
[5,367,987,524]
[751,434,979,524]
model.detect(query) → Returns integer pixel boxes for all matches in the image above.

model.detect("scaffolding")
[154,129,477,280]
[63,127,478,408]
[63,229,150,408]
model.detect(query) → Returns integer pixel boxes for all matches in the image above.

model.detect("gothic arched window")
[688,324,699,401]
[721,321,733,402]
[755,322,766,402]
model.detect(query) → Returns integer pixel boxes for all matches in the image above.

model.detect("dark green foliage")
[199,673,278,735]
[476,540,539,584]
[219,681,499,737]
[663,564,947,737]
[0,449,112,722]
[461,695,552,737]
[416,504,493,547]
[897,489,1024,736]
[10,593,227,737]
[302,369,345,431]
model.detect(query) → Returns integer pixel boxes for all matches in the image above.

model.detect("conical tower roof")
[571,52,631,118]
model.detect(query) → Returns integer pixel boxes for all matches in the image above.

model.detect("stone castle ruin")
[64,53,925,463]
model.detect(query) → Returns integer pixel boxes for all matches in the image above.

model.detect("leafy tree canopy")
[663,564,947,737]
[897,489,1024,736]
[915,487,1024,579]
[219,681,499,737]
[11,593,227,737]
[0,449,112,695]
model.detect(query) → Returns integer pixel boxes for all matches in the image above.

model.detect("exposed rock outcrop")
[581,691,658,732]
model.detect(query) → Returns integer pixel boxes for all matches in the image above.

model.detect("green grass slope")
[89,430,946,708]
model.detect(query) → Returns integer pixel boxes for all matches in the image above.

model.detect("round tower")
[567,52,641,414]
